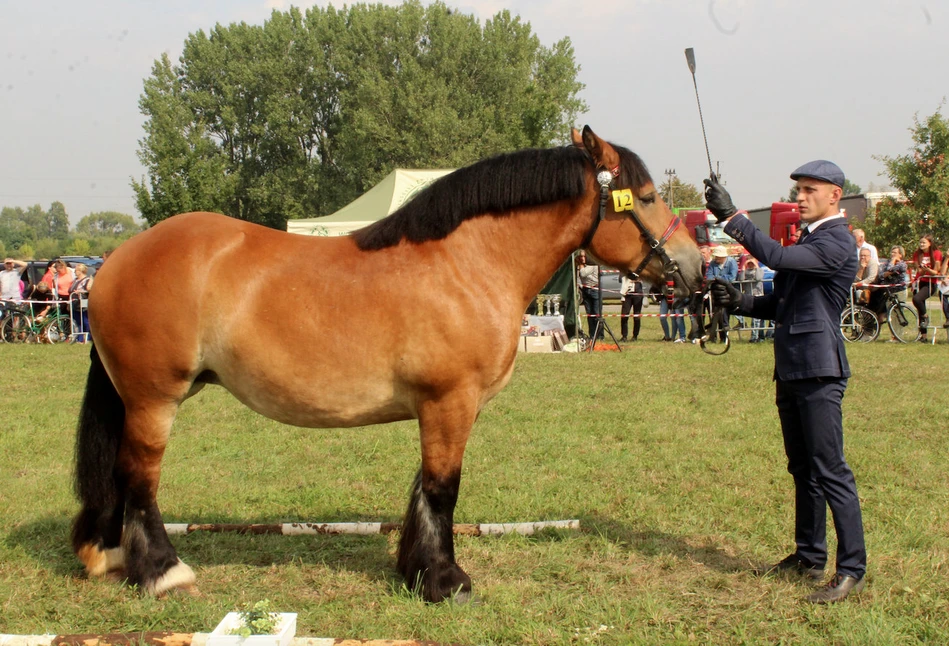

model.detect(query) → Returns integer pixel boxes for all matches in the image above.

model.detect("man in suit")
[704,160,867,604]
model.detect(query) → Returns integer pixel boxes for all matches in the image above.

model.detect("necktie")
[797,228,810,244]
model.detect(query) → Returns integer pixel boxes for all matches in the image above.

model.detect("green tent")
[287,169,453,237]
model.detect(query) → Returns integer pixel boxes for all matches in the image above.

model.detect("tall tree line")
[0,204,140,259]
[132,1,588,230]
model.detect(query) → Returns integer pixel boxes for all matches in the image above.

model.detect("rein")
[695,286,730,355]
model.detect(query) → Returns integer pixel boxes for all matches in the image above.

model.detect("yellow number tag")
[611,188,635,212]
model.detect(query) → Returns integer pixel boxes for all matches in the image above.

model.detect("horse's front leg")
[397,394,476,603]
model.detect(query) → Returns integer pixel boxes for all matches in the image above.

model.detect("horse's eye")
[639,193,656,205]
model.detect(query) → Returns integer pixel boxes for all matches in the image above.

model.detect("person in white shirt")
[1,258,26,302]
[852,229,878,265]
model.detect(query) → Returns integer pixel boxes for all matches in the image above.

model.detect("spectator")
[687,246,713,341]
[619,274,644,342]
[852,229,878,264]
[23,281,52,320]
[705,246,738,341]
[1,258,26,305]
[576,252,602,340]
[909,234,942,342]
[870,245,907,340]
[852,248,878,304]
[658,291,687,343]
[739,258,766,342]
[40,260,57,291]
[941,254,949,328]
[69,264,93,343]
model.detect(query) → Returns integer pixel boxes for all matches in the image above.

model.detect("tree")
[133,2,587,229]
[76,211,142,237]
[66,238,92,256]
[45,202,70,239]
[0,207,35,251]
[843,179,862,196]
[864,108,949,252]
[658,177,703,209]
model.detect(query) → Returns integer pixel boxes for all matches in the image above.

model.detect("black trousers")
[620,294,643,339]
[775,377,866,578]
[912,282,935,330]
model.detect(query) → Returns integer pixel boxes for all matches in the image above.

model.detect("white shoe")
[674,338,686,343]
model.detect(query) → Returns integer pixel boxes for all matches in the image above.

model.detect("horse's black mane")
[352,143,654,250]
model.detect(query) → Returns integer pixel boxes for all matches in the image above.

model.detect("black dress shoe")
[760,553,825,580]
[806,572,866,604]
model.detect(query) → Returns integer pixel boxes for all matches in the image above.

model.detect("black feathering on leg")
[397,467,472,603]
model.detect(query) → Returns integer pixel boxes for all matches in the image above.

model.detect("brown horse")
[72,126,703,602]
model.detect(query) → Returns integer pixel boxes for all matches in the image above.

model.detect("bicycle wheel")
[840,307,879,343]
[888,303,919,343]
[1,312,32,343]
[43,316,72,344]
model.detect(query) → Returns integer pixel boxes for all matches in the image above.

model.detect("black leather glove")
[703,173,738,223]
[710,277,742,312]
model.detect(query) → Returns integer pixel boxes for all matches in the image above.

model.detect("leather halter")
[580,166,683,282]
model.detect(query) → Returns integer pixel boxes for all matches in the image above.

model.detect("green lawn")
[0,329,947,644]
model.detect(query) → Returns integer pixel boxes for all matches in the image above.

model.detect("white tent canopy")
[286,169,454,237]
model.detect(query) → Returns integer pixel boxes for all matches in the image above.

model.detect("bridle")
[579,163,729,355]
[579,164,686,290]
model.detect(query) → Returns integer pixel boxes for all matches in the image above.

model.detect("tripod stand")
[588,280,621,352]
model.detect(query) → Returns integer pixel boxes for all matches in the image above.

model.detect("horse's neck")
[445,201,593,308]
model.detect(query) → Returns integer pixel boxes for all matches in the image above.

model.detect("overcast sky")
[1,0,945,225]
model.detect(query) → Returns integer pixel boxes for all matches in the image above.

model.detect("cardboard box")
[525,335,554,353]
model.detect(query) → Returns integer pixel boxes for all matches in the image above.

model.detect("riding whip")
[684,47,729,355]
[685,47,714,177]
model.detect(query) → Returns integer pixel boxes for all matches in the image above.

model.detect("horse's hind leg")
[397,395,476,603]
[118,402,195,595]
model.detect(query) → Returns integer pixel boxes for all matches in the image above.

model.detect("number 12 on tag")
[611,189,635,212]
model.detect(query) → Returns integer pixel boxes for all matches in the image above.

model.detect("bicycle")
[839,289,879,343]
[884,288,918,343]
[839,284,918,343]
[0,301,73,343]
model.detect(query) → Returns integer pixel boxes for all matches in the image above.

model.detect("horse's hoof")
[77,544,125,578]
[148,559,196,596]
[450,588,481,606]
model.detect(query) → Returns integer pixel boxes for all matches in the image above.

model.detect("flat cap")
[790,160,845,188]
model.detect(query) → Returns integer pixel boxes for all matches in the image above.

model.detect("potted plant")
[208,600,297,646]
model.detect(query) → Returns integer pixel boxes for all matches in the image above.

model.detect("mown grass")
[1,322,948,644]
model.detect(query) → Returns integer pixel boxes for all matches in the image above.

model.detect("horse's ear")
[570,128,583,148]
[581,126,620,170]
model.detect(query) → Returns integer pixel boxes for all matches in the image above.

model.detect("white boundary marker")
[0,636,440,646]
[165,519,579,536]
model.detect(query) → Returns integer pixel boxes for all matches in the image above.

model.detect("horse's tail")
[72,345,125,540]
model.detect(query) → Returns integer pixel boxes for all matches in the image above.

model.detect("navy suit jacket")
[724,214,857,381]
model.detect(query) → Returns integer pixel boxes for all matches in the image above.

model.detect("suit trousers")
[775,377,866,578]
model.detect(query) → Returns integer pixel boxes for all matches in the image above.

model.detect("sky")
[1,0,946,226]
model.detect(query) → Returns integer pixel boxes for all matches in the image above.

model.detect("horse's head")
[573,126,704,304]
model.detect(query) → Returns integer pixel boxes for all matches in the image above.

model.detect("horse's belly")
[217,373,414,429]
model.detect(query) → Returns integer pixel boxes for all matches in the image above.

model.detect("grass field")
[1,322,948,644]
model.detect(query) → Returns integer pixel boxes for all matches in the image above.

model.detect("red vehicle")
[681,209,745,256]
[747,202,801,246]
[681,203,803,249]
